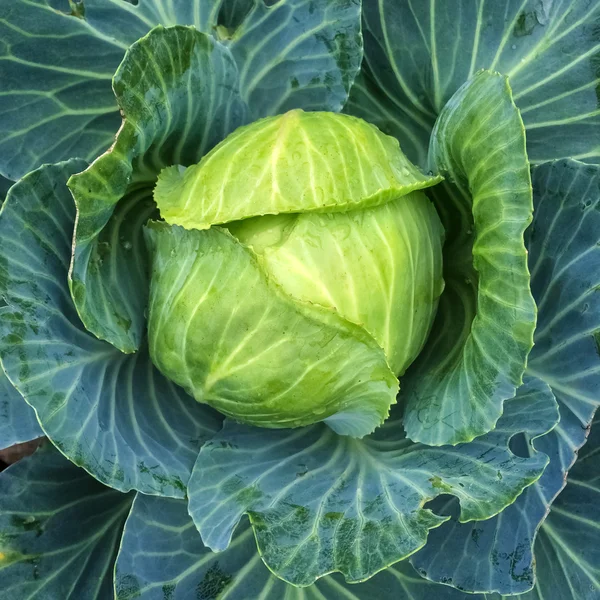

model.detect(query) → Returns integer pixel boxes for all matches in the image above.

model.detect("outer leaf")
[0,0,362,181]
[466,417,600,600]
[1,425,594,600]
[224,0,363,116]
[117,421,600,600]
[348,0,600,168]
[115,494,479,600]
[1,431,593,600]
[218,0,256,33]
[154,110,441,230]
[0,161,221,496]
[518,159,600,597]
[0,370,42,450]
[67,25,249,353]
[81,0,363,117]
[409,418,567,595]
[188,378,557,586]
[1,430,594,600]
[0,443,133,599]
[522,416,600,600]
[76,0,219,42]
[0,168,42,449]
[0,175,14,203]
[345,69,430,168]
[410,159,600,594]
[0,0,125,181]
[145,223,398,437]
[526,159,600,484]
[402,71,536,445]
[396,418,600,600]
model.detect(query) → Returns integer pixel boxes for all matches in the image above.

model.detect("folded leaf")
[410,159,600,594]
[402,70,536,445]
[231,191,444,376]
[67,26,249,353]
[154,110,441,230]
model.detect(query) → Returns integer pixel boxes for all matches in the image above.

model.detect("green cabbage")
[148,110,444,436]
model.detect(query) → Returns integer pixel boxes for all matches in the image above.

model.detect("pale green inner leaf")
[145,222,398,437]
[230,191,445,376]
[154,110,442,230]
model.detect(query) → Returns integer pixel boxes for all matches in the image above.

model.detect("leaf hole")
[423,494,459,518]
[508,432,531,458]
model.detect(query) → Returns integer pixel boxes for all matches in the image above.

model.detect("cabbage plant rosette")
[2,1,600,598]
[0,23,555,591]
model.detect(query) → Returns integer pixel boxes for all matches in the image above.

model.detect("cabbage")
[0,2,599,598]
[148,111,443,435]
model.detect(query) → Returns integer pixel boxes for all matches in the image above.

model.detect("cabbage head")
[149,110,444,437]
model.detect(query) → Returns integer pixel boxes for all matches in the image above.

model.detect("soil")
[0,438,45,472]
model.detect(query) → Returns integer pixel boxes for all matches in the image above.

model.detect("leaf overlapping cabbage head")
[0,1,599,599]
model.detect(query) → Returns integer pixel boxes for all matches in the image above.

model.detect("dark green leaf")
[410,158,600,594]
[348,0,600,167]
[226,0,363,116]
[0,161,222,496]
[516,415,600,600]
[0,371,42,450]
[67,25,249,353]
[470,417,600,600]
[526,159,600,476]
[409,417,568,595]
[81,0,363,117]
[115,493,478,600]
[120,438,600,600]
[345,70,430,168]
[0,443,133,599]
[0,0,363,181]
[0,175,14,203]
[0,0,124,180]
[188,378,557,586]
